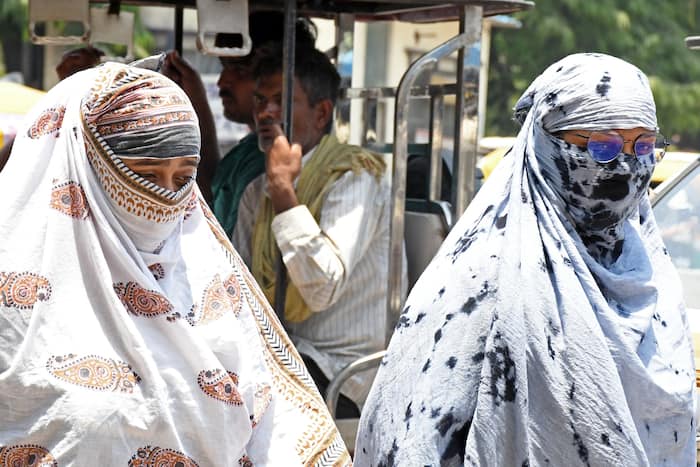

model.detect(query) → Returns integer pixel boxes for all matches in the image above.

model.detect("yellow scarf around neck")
[252,134,386,323]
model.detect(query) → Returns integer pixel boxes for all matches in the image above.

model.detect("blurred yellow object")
[0,82,46,114]
[651,152,697,187]
[479,146,509,180]
[0,81,46,147]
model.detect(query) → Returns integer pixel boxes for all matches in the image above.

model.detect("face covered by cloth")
[514,53,658,265]
[81,65,201,253]
[354,53,694,467]
[0,61,352,465]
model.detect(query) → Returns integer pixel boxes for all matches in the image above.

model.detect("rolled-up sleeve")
[271,170,384,312]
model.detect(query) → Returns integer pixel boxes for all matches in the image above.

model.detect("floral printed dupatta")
[0,63,350,466]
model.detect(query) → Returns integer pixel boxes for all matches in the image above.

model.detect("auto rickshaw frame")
[32,0,535,442]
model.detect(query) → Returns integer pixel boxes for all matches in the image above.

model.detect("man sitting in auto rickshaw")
[161,12,316,236]
[233,44,405,418]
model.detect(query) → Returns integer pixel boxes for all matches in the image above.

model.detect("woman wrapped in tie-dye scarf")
[355,53,695,466]
[0,62,350,466]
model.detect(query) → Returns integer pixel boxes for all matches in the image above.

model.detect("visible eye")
[174,175,194,190]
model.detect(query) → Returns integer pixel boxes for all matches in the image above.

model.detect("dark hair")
[214,11,316,53]
[253,44,341,108]
[254,45,340,134]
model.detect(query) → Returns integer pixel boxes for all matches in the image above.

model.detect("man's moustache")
[258,119,283,129]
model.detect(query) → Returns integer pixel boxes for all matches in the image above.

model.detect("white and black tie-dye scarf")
[355,53,695,466]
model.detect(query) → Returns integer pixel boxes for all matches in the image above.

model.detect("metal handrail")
[386,4,483,342]
[272,0,298,322]
[339,83,459,100]
[325,351,386,418]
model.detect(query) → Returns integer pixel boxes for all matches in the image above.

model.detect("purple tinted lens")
[587,133,623,163]
[634,136,655,157]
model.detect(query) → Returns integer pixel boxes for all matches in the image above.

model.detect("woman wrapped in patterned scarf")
[355,53,695,466]
[0,62,350,466]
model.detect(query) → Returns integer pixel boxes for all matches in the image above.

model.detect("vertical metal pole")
[174,2,184,56]
[281,0,297,138]
[451,5,482,218]
[387,14,482,345]
[334,13,354,142]
[428,94,444,201]
[273,0,297,322]
[335,13,354,75]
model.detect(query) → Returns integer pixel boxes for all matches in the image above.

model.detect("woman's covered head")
[514,52,657,133]
[80,63,201,252]
[513,53,660,261]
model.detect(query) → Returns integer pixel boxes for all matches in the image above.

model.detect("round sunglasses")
[569,130,668,163]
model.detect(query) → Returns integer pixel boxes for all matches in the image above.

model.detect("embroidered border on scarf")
[198,199,351,466]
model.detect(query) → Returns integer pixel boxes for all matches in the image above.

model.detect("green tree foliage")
[487,0,700,149]
[0,0,27,32]
[0,0,28,74]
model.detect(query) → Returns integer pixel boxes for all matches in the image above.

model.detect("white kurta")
[234,149,402,409]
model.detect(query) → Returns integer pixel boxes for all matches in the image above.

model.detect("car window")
[653,164,700,310]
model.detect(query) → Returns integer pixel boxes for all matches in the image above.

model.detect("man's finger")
[271,133,291,153]
[165,50,189,73]
[290,143,303,159]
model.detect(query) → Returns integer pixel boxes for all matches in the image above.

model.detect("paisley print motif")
[113,281,174,318]
[50,181,90,219]
[46,353,141,392]
[251,384,272,428]
[148,264,165,280]
[0,271,52,310]
[197,275,229,324]
[186,274,241,326]
[197,369,244,406]
[0,444,57,467]
[128,446,199,467]
[27,106,65,139]
[223,274,242,317]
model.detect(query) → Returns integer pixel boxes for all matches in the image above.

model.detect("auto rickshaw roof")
[89,0,533,22]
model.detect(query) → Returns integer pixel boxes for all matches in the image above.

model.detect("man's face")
[253,72,324,154]
[217,58,256,126]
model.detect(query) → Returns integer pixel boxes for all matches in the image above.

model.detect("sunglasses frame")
[573,130,668,164]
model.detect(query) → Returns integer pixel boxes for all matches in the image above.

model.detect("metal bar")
[340,83,458,100]
[428,94,444,201]
[334,13,354,140]
[108,0,120,15]
[387,19,481,343]
[361,98,372,146]
[273,0,298,321]
[451,5,482,218]
[335,13,354,73]
[174,2,183,55]
[326,351,386,418]
[282,0,297,138]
